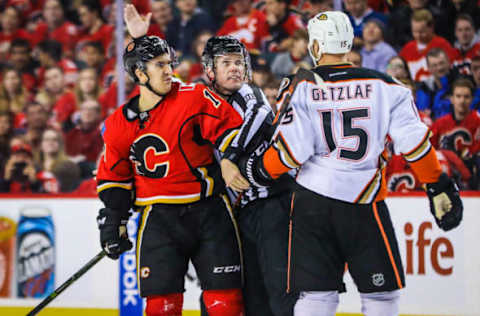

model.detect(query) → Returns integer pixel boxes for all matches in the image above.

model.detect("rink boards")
[0,194,478,316]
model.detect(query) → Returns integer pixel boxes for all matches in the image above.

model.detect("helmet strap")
[139,71,167,98]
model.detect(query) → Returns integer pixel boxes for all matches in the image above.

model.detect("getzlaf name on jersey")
[221,82,293,206]
[261,63,438,204]
[96,79,243,206]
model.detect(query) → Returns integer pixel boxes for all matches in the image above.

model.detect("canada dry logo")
[372,273,385,287]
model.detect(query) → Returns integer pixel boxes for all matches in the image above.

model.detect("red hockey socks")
[202,289,244,316]
[145,293,183,316]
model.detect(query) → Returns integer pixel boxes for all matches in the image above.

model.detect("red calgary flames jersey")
[430,111,480,156]
[96,81,242,206]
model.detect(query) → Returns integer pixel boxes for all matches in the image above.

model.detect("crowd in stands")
[0,0,479,194]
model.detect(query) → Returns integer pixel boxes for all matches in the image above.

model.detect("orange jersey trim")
[409,147,442,183]
[263,146,291,179]
[372,203,403,289]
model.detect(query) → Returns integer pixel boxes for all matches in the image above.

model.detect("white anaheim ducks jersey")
[273,63,431,203]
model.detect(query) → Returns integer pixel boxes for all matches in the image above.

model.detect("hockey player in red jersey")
[123,5,297,314]
[95,6,245,315]
[238,11,463,316]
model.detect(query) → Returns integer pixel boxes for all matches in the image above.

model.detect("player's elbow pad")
[98,186,133,214]
[238,153,275,188]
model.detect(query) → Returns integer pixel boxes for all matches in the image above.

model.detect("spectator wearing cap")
[76,0,114,54]
[36,40,78,87]
[416,48,459,116]
[250,54,274,88]
[452,14,480,76]
[271,29,312,78]
[30,0,79,58]
[360,19,396,72]
[165,0,215,57]
[264,0,305,52]
[0,142,41,193]
[217,0,270,52]
[343,0,388,48]
[399,9,458,82]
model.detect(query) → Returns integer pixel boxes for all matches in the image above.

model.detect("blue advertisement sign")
[119,212,143,316]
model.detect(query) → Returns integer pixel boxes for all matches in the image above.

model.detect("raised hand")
[124,4,151,39]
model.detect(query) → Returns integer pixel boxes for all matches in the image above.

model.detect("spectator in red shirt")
[64,99,103,177]
[452,14,480,75]
[0,6,31,59]
[431,78,480,162]
[76,0,114,55]
[76,41,108,84]
[217,0,270,52]
[31,0,79,58]
[0,67,30,121]
[399,9,458,82]
[35,39,78,87]
[6,39,37,92]
[98,75,139,118]
[263,0,305,52]
[34,66,73,128]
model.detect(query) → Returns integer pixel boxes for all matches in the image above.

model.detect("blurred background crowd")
[0,0,479,194]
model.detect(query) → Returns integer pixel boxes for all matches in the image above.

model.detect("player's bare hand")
[220,159,250,192]
[124,4,150,39]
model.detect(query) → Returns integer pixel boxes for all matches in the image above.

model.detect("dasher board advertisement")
[0,198,118,309]
[0,195,478,316]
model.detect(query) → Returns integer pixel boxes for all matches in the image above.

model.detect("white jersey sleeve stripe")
[403,131,432,162]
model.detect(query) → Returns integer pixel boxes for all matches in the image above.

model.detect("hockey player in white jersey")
[238,11,463,316]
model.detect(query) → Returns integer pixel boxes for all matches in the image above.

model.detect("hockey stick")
[272,67,324,130]
[26,250,107,316]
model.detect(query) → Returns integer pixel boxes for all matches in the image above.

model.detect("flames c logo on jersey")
[439,128,472,153]
[388,172,416,192]
[130,134,170,178]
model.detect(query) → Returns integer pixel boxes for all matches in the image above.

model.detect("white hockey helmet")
[307,11,354,62]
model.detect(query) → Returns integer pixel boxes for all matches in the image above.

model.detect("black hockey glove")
[97,208,133,259]
[238,146,275,188]
[426,173,463,231]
